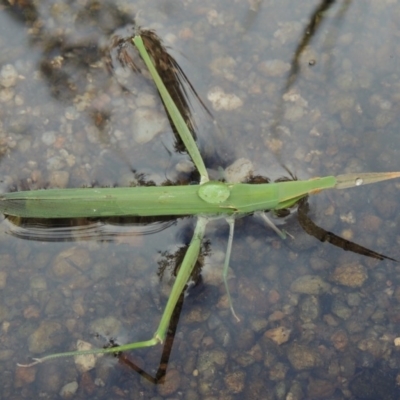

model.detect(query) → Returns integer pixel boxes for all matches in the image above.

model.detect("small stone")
[23,305,40,319]
[42,131,56,146]
[265,137,283,154]
[273,21,303,44]
[375,111,395,128]
[207,86,243,111]
[307,379,336,399]
[53,247,91,278]
[183,305,211,324]
[284,105,304,121]
[224,370,246,394]
[237,277,269,313]
[157,369,181,396]
[357,338,384,358]
[14,366,36,387]
[330,262,368,288]
[372,197,398,219]
[49,170,70,188]
[59,381,78,399]
[136,93,157,108]
[323,314,339,326]
[80,372,96,395]
[284,91,308,108]
[30,275,47,291]
[299,295,321,322]
[287,343,323,370]
[286,381,304,400]
[331,299,352,320]
[175,159,193,173]
[37,364,63,393]
[72,300,85,317]
[0,64,18,88]
[74,340,98,373]
[258,59,290,77]
[268,310,285,322]
[290,275,331,295]
[264,326,291,345]
[179,27,194,40]
[349,368,398,400]
[90,316,125,342]
[331,330,348,351]
[359,214,382,232]
[207,9,224,26]
[28,321,66,353]
[52,256,79,279]
[209,56,236,80]
[65,106,79,120]
[269,362,289,381]
[0,305,9,322]
[46,155,66,170]
[0,271,7,289]
[347,292,361,307]
[224,158,253,183]
[268,289,280,304]
[90,262,111,281]
[197,349,227,372]
[132,108,167,144]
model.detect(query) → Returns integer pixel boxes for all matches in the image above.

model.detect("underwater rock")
[287,343,323,370]
[330,262,368,288]
[157,369,181,396]
[59,381,78,399]
[207,86,243,111]
[0,64,18,88]
[290,275,330,295]
[132,107,167,144]
[74,340,98,373]
[349,367,399,400]
[224,158,253,183]
[28,321,66,354]
[264,326,291,346]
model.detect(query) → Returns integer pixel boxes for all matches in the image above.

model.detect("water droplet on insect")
[355,178,363,186]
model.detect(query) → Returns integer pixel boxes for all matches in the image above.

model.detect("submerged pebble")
[290,275,331,295]
[59,381,78,399]
[41,131,56,146]
[0,64,18,88]
[28,321,66,353]
[0,271,7,289]
[197,349,228,372]
[330,262,368,288]
[287,343,323,370]
[264,326,291,345]
[49,170,70,188]
[224,370,246,394]
[307,379,336,399]
[90,316,126,345]
[14,366,36,387]
[74,340,98,373]
[224,158,253,183]
[258,59,290,77]
[132,107,167,144]
[157,369,181,396]
[207,86,243,111]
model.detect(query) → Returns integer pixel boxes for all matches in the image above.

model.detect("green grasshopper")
[11,33,400,370]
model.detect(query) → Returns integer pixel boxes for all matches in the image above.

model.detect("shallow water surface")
[1,1,400,399]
